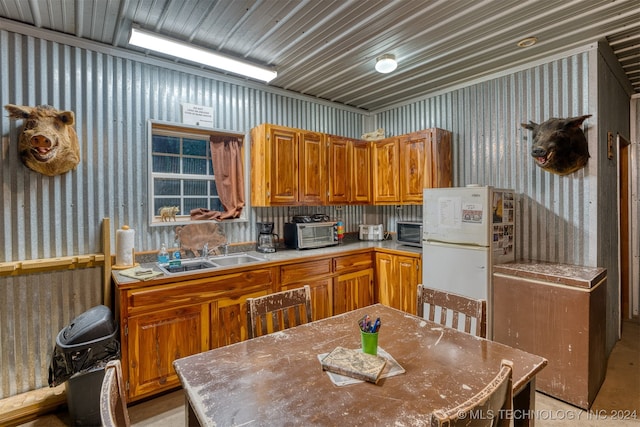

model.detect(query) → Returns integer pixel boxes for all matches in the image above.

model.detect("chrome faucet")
[202,243,209,258]
[221,243,229,256]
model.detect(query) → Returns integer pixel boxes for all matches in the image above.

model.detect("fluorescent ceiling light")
[375,54,397,73]
[129,27,277,83]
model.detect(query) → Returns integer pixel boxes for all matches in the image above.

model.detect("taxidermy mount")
[521,115,592,176]
[5,104,80,176]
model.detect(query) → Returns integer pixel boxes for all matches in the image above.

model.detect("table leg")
[513,378,536,427]
[185,394,201,427]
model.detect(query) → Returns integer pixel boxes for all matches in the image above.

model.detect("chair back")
[100,359,131,427]
[417,284,487,338]
[431,359,513,427]
[246,285,313,339]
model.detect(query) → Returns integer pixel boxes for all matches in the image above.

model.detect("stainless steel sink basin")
[157,254,265,275]
[208,254,265,267]
[157,259,218,275]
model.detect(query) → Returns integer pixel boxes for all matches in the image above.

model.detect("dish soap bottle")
[157,243,170,264]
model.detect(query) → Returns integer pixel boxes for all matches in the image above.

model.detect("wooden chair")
[417,284,487,338]
[100,359,131,427]
[246,285,313,339]
[431,359,513,427]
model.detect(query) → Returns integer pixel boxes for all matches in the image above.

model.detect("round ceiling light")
[375,54,397,73]
[517,37,538,48]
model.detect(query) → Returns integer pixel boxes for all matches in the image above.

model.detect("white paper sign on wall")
[181,103,214,127]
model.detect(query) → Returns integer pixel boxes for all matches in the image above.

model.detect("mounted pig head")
[521,115,592,176]
[4,104,80,176]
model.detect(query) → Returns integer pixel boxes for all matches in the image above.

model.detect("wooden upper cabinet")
[327,135,350,204]
[270,126,299,204]
[351,140,372,204]
[373,128,452,205]
[327,135,371,204]
[399,132,427,204]
[251,124,297,206]
[251,124,450,206]
[424,128,452,189]
[299,131,326,205]
[250,124,324,206]
[372,137,400,204]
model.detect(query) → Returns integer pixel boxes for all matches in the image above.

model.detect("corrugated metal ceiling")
[0,0,638,110]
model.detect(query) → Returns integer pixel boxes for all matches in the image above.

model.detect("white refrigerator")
[422,186,515,336]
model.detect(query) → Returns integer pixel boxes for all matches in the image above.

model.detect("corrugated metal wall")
[375,53,593,266]
[0,29,366,262]
[0,268,102,397]
[376,48,633,356]
[0,27,366,398]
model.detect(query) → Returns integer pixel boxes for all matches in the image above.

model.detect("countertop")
[113,239,421,286]
[493,260,606,289]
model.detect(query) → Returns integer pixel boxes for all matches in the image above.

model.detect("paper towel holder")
[112,225,140,270]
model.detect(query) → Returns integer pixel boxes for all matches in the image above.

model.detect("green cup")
[361,331,379,356]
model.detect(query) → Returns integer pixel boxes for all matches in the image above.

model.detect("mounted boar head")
[521,115,592,176]
[4,104,80,176]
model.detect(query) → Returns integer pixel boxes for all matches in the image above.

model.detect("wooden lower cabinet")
[280,259,333,320]
[127,304,209,399]
[333,253,375,315]
[119,268,274,401]
[118,249,419,401]
[210,287,270,348]
[333,269,374,315]
[376,252,421,314]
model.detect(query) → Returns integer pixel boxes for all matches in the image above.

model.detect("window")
[148,121,246,224]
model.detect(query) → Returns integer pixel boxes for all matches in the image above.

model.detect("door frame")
[617,133,631,323]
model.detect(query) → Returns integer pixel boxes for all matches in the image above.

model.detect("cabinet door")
[424,128,452,189]
[127,304,209,399]
[327,136,350,204]
[397,256,420,314]
[282,278,333,320]
[281,259,333,320]
[210,287,269,348]
[372,138,400,204]
[351,141,371,203]
[375,252,400,309]
[399,132,426,204]
[334,269,374,315]
[299,131,325,205]
[269,126,299,204]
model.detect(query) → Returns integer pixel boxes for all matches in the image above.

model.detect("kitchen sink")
[157,254,266,275]
[157,259,218,275]
[208,254,265,267]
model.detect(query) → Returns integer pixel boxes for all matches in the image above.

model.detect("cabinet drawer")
[127,269,273,315]
[334,253,373,273]
[281,259,332,284]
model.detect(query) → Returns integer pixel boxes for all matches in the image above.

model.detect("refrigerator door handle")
[425,239,486,248]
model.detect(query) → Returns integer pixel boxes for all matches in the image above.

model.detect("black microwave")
[396,221,422,247]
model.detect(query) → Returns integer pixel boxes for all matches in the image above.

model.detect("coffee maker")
[256,222,279,253]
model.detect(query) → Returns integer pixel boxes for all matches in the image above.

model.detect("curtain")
[190,135,245,220]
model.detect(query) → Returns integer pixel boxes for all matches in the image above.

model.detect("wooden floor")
[16,319,640,427]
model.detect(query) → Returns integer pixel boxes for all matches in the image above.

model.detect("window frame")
[147,120,249,226]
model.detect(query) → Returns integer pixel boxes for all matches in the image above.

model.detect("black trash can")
[48,305,120,426]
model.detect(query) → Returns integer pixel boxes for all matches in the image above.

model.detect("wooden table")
[173,304,547,426]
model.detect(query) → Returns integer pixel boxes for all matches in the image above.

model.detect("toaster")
[359,224,384,241]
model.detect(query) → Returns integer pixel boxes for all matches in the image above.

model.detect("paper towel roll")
[116,225,135,266]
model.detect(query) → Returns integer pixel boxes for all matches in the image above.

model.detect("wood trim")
[0,385,66,426]
[151,122,244,139]
[619,134,630,319]
[0,254,105,276]
[103,217,113,309]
